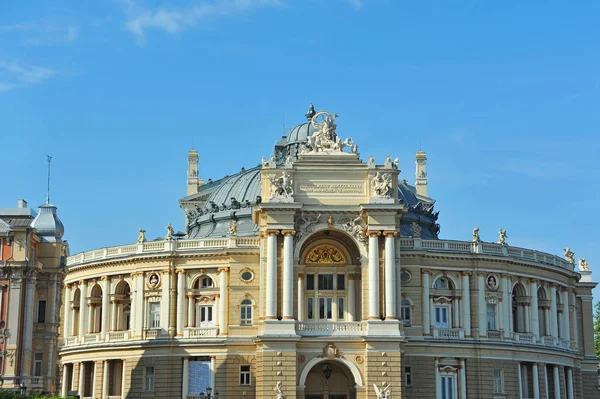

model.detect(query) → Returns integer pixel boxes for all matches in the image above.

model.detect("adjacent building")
[58,106,598,399]
[0,199,67,394]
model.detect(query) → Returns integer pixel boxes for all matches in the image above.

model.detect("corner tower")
[415,150,428,197]
[186,150,204,196]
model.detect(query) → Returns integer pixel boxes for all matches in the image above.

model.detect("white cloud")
[120,0,282,43]
[0,61,56,91]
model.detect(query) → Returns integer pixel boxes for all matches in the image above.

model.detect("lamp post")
[19,383,26,396]
[199,387,219,399]
[322,364,333,380]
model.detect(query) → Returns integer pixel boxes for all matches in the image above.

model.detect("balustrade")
[432,328,465,339]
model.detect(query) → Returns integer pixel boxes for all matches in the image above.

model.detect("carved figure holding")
[137,228,146,243]
[373,383,391,399]
[411,222,422,238]
[342,214,368,245]
[228,220,238,237]
[165,223,174,240]
[498,228,507,245]
[472,227,481,243]
[305,110,354,154]
[371,172,393,197]
[274,381,285,399]
[295,214,321,241]
[269,172,294,200]
[564,248,575,264]
[579,258,589,271]
[328,216,334,228]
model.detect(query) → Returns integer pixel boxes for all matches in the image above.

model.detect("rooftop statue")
[498,228,507,245]
[228,220,238,237]
[564,248,575,264]
[368,156,375,166]
[305,111,356,154]
[411,222,422,238]
[472,227,481,243]
[137,228,146,243]
[165,223,174,240]
[579,258,589,271]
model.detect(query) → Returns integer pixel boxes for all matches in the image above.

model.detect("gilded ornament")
[306,245,345,264]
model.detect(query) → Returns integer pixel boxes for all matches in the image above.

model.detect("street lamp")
[19,382,26,395]
[199,387,219,399]
[322,363,333,380]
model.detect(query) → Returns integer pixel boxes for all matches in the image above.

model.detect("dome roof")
[287,121,317,144]
[31,203,64,242]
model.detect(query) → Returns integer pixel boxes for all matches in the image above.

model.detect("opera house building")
[58,106,599,399]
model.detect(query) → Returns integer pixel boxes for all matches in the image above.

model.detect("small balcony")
[513,332,535,343]
[107,330,130,342]
[432,327,465,339]
[295,321,365,337]
[183,327,218,338]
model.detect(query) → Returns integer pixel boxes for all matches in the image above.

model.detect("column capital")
[550,283,558,289]
[421,268,433,275]
[266,229,280,236]
[78,280,86,285]
[65,283,72,289]
[298,273,304,280]
[282,229,296,236]
[476,272,486,277]
[160,270,171,275]
[500,273,512,279]
[218,267,230,273]
[560,286,569,293]
[383,230,398,237]
[529,278,540,285]
[101,275,110,281]
[347,274,356,280]
[176,270,186,275]
[461,271,472,276]
[367,230,381,237]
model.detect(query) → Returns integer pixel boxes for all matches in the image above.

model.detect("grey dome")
[31,203,64,242]
[287,121,317,144]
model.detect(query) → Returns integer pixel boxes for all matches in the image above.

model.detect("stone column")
[477,273,486,337]
[78,362,85,397]
[160,270,171,332]
[218,267,229,335]
[461,272,471,336]
[502,275,511,338]
[182,357,190,399]
[101,276,110,339]
[282,230,295,319]
[384,232,397,319]
[368,231,381,319]
[187,295,195,327]
[561,289,570,344]
[121,359,127,398]
[566,367,573,399]
[214,295,220,328]
[297,274,304,322]
[61,364,69,397]
[525,304,531,333]
[64,285,72,337]
[553,365,561,399]
[550,285,558,338]
[434,358,440,399]
[21,271,37,376]
[530,280,539,339]
[78,281,87,339]
[347,275,356,322]
[102,360,109,399]
[176,270,186,336]
[47,338,55,382]
[210,356,216,389]
[459,359,467,399]
[110,300,117,331]
[266,231,279,319]
[532,363,540,399]
[422,270,431,335]
[134,273,144,337]
[570,291,578,349]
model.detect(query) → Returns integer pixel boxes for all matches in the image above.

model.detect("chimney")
[415,151,428,197]
[17,199,27,208]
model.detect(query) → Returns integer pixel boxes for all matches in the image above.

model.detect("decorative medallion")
[323,343,339,359]
[306,245,346,264]
[355,355,364,364]
[146,272,160,289]
[486,274,499,291]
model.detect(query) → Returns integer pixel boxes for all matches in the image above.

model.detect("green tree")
[595,302,600,359]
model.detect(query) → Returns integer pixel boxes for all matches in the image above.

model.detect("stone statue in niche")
[579,258,589,271]
[371,172,393,197]
[373,383,391,399]
[165,223,174,240]
[564,248,575,264]
[228,220,238,237]
[498,228,507,245]
[137,228,146,243]
[411,222,422,238]
[274,381,285,399]
[269,172,294,201]
[341,214,368,245]
[472,227,481,243]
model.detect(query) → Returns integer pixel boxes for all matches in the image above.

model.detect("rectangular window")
[405,366,412,387]
[318,275,334,290]
[306,275,314,290]
[241,304,252,325]
[440,375,455,399]
[401,303,412,326]
[144,366,155,392]
[493,369,504,394]
[318,297,333,319]
[240,365,251,385]
[149,302,160,328]
[37,300,47,323]
[487,303,497,330]
[338,297,345,320]
[307,298,313,320]
[434,306,449,328]
[336,275,345,290]
[33,353,43,377]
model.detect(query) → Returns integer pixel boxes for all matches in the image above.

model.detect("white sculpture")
[579,258,589,271]
[342,214,368,245]
[274,381,285,399]
[228,220,238,237]
[262,156,268,167]
[384,156,392,168]
[284,155,293,168]
[472,227,480,243]
[393,157,399,169]
[137,228,146,243]
[304,110,355,154]
[269,172,294,201]
[373,383,391,399]
[368,156,375,166]
[165,223,174,240]
[564,248,575,264]
[498,228,507,245]
[411,222,422,238]
[295,214,321,242]
[371,172,393,197]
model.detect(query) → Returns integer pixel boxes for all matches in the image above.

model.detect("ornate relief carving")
[295,214,321,242]
[340,214,367,245]
[269,172,294,202]
[371,172,392,197]
[302,111,357,155]
[322,343,339,359]
[373,383,391,399]
[411,222,422,238]
[305,245,346,264]
[146,272,160,289]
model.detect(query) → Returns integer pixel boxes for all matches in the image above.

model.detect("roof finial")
[305,103,315,120]
[46,155,53,204]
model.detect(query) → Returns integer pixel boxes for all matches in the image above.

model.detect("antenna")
[46,155,53,204]
[282,112,285,135]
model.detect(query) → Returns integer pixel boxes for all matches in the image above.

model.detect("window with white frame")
[487,303,497,330]
[405,366,412,387]
[434,305,450,328]
[144,366,155,392]
[33,353,43,377]
[440,374,456,399]
[401,299,412,326]
[149,302,160,329]
[240,365,251,385]
[240,299,252,325]
[305,273,346,321]
[493,369,504,394]
[197,305,213,327]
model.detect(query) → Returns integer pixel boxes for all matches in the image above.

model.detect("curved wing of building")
[59,106,599,399]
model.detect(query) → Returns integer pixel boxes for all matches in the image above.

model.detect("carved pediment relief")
[305,245,346,264]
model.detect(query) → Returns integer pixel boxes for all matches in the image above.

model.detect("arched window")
[512,283,528,333]
[72,288,81,336]
[401,299,412,326]
[434,277,453,290]
[88,284,103,333]
[200,277,213,288]
[113,280,131,332]
[240,299,252,325]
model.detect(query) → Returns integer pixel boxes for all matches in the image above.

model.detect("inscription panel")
[299,183,364,194]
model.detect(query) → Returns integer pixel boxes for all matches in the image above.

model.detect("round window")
[241,271,254,282]
[400,270,412,283]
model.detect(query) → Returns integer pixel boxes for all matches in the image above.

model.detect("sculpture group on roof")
[300,110,358,155]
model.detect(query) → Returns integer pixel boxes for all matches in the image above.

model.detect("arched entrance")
[301,358,359,399]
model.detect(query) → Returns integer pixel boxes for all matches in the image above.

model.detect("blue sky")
[1,1,599,298]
